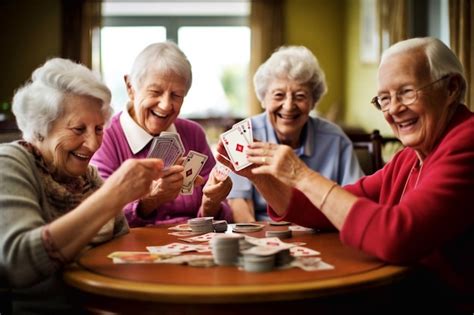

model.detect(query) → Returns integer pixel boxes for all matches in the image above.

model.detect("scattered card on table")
[107,251,173,264]
[146,242,201,254]
[290,246,320,257]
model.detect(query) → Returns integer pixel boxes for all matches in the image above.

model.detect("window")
[100,1,250,118]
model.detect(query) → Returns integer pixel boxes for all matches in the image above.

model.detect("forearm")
[48,187,124,260]
[228,198,255,223]
[295,168,357,230]
[252,175,293,214]
[199,195,222,217]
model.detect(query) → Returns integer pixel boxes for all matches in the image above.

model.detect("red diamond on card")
[186,169,193,177]
[235,144,244,152]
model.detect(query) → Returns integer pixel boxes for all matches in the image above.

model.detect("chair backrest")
[347,129,384,175]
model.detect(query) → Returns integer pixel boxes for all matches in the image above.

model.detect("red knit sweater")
[269,105,474,296]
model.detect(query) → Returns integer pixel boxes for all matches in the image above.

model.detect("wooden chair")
[347,129,384,175]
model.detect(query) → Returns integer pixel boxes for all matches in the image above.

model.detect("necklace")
[400,159,424,200]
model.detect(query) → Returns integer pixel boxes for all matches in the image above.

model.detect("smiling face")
[263,78,313,148]
[36,94,105,180]
[127,69,187,136]
[378,50,454,159]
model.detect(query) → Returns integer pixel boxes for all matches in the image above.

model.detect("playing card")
[179,232,216,243]
[146,242,200,254]
[168,231,202,237]
[159,254,214,265]
[289,225,316,234]
[213,162,231,181]
[107,251,173,264]
[232,118,253,144]
[220,127,252,171]
[241,245,283,256]
[181,150,208,195]
[289,246,320,257]
[147,137,183,168]
[245,237,295,250]
[168,223,192,232]
[290,257,334,271]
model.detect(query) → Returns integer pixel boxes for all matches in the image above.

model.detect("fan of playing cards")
[147,131,208,195]
[220,118,253,171]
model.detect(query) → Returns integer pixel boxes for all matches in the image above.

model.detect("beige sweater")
[0,142,129,313]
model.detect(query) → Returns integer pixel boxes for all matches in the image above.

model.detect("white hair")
[129,41,192,93]
[381,37,466,103]
[253,45,327,108]
[12,58,112,142]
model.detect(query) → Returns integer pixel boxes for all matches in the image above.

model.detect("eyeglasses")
[371,75,450,112]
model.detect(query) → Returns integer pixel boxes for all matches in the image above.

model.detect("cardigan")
[269,104,474,297]
[91,112,233,226]
[0,142,128,313]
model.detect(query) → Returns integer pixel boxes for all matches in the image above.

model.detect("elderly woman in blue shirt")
[228,46,364,222]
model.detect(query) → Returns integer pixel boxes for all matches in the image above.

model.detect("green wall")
[0,0,394,135]
[0,1,61,106]
[284,0,345,118]
[342,0,392,135]
[285,0,393,135]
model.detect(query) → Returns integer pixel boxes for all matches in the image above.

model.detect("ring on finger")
[261,156,266,164]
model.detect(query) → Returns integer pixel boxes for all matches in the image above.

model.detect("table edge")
[63,264,409,303]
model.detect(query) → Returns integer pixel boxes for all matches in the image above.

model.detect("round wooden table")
[64,225,409,314]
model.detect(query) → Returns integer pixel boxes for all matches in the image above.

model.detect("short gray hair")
[129,41,192,93]
[12,58,112,142]
[253,46,327,108]
[381,37,466,103]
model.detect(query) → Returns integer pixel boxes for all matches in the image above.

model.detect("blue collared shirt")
[228,112,364,221]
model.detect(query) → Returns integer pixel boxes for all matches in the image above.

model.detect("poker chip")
[188,217,214,233]
[242,253,275,272]
[232,223,265,233]
[268,221,291,226]
[265,229,292,239]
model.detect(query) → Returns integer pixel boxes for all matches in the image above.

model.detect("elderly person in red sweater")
[217,37,473,312]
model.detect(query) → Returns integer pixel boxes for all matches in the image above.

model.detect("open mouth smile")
[71,152,91,161]
[151,110,169,119]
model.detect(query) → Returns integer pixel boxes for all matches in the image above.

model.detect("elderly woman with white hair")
[227,45,363,222]
[219,37,474,312]
[0,58,165,313]
[91,41,233,226]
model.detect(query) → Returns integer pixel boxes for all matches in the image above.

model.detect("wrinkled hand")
[101,158,165,208]
[245,142,308,187]
[200,168,233,217]
[146,164,185,204]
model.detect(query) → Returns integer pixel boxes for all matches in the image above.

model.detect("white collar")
[120,102,177,154]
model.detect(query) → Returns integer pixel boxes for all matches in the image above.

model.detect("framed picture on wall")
[360,0,380,64]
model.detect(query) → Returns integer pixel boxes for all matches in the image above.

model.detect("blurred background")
[0,0,471,149]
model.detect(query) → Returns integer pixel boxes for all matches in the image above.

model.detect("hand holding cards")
[147,131,209,195]
[220,118,253,171]
[147,131,185,168]
[181,150,208,195]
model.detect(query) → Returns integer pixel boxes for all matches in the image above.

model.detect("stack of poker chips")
[240,246,281,272]
[242,254,275,272]
[212,220,228,233]
[275,248,293,267]
[210,234,244,266]
[265,229,292,239]
[188,217,214,233]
